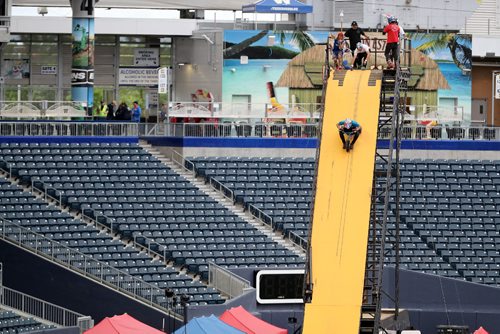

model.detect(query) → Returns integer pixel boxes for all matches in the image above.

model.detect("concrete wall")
[172,30,223,102]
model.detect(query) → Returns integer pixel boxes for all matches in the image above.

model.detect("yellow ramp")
[302,70,381,334]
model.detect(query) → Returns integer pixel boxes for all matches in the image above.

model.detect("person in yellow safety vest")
[94,100,108,119]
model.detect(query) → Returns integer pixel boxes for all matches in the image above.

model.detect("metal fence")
[378,125,500,141]
[166,102,323,120]
[0,286,86,327]
[0,122,139,137]
[208,262,251,299]
[141,122,500,141]
[0,218,177,315]
[140,122,319,138]
[0,121,497,141]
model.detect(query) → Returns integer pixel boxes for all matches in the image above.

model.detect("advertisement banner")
[71,69,94,86]
[158,67,168,94]
[119,67,158,87]
[72,18,94,69]
[2,59,30,79]
[134,48,159,67]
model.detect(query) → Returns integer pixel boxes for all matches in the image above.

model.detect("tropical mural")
[409,33,472,124]
[223,30,472,124]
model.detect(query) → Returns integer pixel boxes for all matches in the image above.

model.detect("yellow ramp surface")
[302,70,381,334]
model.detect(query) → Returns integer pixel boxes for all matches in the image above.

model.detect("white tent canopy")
[12,0,250,10]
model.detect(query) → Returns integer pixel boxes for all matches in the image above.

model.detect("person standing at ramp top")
[344,21,370,56]
[383,16,401,69]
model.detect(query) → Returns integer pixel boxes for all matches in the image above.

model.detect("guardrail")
[166,102,323,120]
[166,148,196,176]
[0,217,179,316]
[208,262,251,299]
[209,178,235,203]
[0,121,498,141]
[0,285,86,327]
[248,204,274,230]
[0,101,87,119]
[0,121,139,137]
[379,125,499,141]
[141,122,499,141]
[142,122,319,138]
[288,231,308,250]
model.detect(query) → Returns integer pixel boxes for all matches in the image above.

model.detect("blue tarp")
[173,315,246,334]
[242,0,312,13]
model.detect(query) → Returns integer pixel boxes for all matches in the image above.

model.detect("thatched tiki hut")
[276,45,326,105]
[276,44,449,110]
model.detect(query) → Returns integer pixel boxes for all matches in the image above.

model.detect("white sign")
[149,91,159,105]
[496,74,500,99]
[134,48,159,67]
[41,66,57,75]
[158,67,168,94]
[119,68,158,87]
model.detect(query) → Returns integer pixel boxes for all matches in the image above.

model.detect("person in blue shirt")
[337,118,362,150]
[330,32,346,70]
[131,101,142,122]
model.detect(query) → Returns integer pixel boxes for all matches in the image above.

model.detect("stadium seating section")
[0,309,55,334]
[189,156,500,285]
[0,143,304,306]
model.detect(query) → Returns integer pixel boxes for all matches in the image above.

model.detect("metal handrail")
[0,285,87,327]
[248,203,274,230]
[0,217,179,315]
[0,159,13,181]
[167,102,323,119]
[209,177,234,203]
[208,262,251,299]
[168,148,196,176]
[288,231,308,250]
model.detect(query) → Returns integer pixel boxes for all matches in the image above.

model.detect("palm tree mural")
[224,29,316,58]
[409,33,472,70]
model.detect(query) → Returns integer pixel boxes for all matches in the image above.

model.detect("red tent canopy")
[219,306,287,334]
[474,327,489,334]
[84,314,166,334]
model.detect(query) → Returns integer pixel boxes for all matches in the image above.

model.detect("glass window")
[4,85,30,101]
[96,35,116,45]
[31,87,57,101]
[160,45,171,67]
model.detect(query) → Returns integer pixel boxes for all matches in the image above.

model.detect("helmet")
[344,118,352,129]
[356,42,363,49]
[351,21,358,26]
[388,16,397,23]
